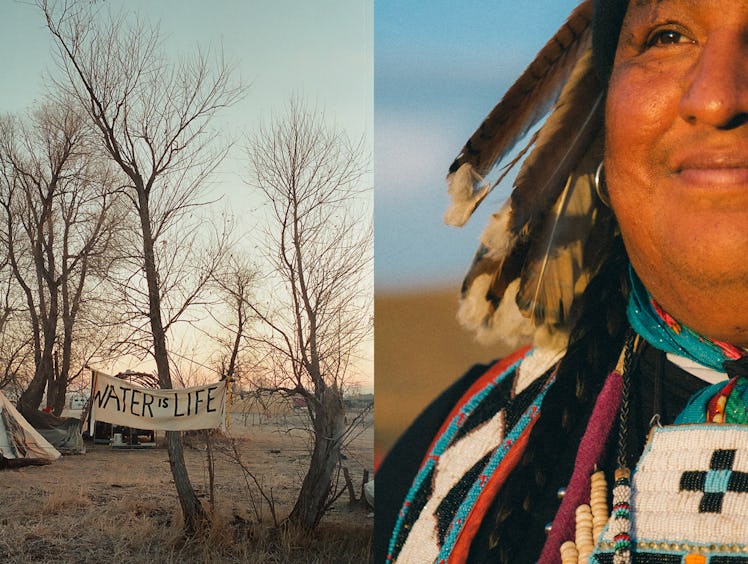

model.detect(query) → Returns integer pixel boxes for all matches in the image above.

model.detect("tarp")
[23,408,85,454]
[0,391,61,467]
[91,371,227,431]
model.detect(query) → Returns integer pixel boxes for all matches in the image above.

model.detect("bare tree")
[208,254,260,384]
[0,102,121,417]
[246,99,372,528]
[48,124,124,414]
[40,1,244,531]
[0,259,32,391]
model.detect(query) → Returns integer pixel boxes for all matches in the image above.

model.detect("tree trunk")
[50,373,67,415]
[45,352,57,410]
[51,313,76,415]
[288,386,344,528]
[46,350,68,415]
[18,286,58,415]
[166,430,206,531]
[18,362,49,415]
[18,329,56,415]
[51,372,67,415]
[137,185,207,533]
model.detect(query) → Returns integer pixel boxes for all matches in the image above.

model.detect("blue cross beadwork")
[680,449,748,513]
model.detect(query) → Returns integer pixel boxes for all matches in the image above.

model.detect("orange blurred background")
[374,287,502,467]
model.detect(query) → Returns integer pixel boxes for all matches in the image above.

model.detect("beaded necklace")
[627,267,744,370]
[542,331,637,564]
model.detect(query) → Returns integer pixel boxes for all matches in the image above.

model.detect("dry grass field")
[375,287,508,461]
[0,413,373,563]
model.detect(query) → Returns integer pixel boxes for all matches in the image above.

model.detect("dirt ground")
[0,411,373,563]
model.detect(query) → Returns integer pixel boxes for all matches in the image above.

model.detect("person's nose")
[679,32,748,128]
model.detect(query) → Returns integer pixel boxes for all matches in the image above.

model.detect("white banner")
[91,371,227,431]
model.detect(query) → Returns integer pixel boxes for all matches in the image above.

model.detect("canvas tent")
[0,391,61,467]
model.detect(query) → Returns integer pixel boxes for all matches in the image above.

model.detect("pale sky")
[2,0,373,217]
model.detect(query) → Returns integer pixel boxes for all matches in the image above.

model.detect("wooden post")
[80,368,98,438]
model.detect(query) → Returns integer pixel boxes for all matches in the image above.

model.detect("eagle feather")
[445,0,594,227]
[450,0,617,345]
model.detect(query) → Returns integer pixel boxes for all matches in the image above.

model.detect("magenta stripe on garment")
[538,370,623,564]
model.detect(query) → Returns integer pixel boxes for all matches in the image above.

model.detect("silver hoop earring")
[594,161,610,208]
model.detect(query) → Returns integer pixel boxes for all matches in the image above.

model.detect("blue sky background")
[375,0,581,290]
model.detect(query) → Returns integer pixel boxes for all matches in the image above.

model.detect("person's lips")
[679,167,748,186]
[673,150,748,187]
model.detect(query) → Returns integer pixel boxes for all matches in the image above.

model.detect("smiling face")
[605,0,748,345]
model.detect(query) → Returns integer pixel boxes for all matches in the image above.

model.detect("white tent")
[0,391,61,467]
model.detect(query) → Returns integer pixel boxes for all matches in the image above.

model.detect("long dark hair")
[479,237,630,562]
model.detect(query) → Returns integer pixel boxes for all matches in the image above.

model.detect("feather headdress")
[447,0,617,346]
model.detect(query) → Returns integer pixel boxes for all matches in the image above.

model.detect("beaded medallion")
[590,425,748,563]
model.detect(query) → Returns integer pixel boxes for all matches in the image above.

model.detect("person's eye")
[645,27,693,48]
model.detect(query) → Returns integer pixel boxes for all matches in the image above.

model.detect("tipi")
[0,391,61,467]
